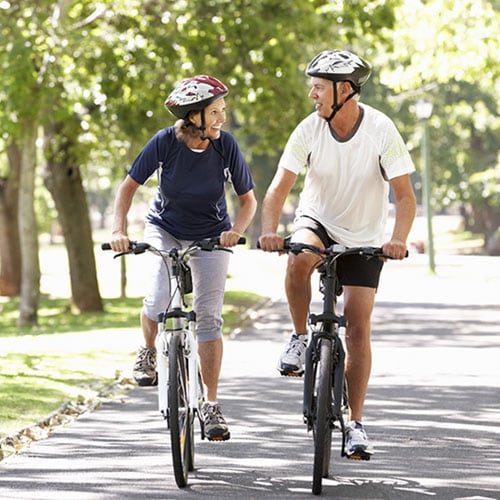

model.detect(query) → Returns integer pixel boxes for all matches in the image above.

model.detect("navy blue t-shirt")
[128,127,255,240]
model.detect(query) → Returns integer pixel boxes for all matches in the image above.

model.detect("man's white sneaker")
[345,420,373,460]
[278,333,307,376]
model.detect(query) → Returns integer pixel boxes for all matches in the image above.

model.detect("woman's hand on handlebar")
[219,230,243,248]
[110,231,130,253]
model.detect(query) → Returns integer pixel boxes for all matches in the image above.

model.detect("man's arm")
[383,173,416,259]
[258,167,297,251]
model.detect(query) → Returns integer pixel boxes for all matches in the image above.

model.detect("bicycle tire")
[187,367,204,472]
[312,337,333,495]
[168,334,192,488]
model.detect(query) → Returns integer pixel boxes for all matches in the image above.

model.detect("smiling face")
[308,77,354,120]
[192,97,226,140]
[308,77,333,119]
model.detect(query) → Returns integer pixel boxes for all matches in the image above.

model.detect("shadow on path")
[1,299,499,499]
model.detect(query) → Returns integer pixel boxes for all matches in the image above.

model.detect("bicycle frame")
[303,250,348,452]
[156,248,199,424]
[103,237,244,487]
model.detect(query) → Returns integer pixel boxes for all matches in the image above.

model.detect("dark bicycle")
[272,241,404,495]
[102,236,244,488]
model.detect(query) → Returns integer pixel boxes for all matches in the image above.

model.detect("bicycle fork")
[155,309,198,425]
[303,331,347,448]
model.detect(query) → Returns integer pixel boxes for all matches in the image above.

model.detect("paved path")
[1,251,499,499]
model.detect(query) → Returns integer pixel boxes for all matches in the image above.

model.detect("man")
[258,50,416,459]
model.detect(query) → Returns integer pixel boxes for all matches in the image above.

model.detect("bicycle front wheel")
[312,337,333,495]
[187,366,204,472]
[168,334,193,488]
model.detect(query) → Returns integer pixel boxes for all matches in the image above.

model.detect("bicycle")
[102,236,245,488]
[267,241,405,495]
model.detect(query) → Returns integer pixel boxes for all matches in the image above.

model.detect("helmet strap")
[198,110,207,139]
[325,82,359,123]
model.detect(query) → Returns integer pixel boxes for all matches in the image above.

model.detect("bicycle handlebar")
[258,241,408,260]
[101,236,246,255]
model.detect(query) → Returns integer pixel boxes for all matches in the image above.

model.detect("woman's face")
[193,97,226,139]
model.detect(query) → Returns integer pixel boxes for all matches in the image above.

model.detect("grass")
[0,290,262,442]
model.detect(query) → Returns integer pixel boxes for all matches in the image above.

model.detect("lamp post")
[415,98,435,273]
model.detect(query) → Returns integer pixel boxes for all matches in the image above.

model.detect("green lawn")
[0,290,262,446]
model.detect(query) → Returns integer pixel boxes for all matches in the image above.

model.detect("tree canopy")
[0,0,499,320]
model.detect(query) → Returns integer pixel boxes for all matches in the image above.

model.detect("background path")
[1,250,499,499]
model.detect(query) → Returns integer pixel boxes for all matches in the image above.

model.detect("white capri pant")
[142,223,231,343]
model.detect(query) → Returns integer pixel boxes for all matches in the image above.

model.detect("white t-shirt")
[279,103,415,246]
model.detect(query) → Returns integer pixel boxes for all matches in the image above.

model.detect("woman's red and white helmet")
[165,75,228,119]
[306,50,371,91]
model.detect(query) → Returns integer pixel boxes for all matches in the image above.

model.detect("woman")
[110,75,257,441]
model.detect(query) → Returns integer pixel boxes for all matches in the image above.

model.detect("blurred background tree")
[0,0,498,324]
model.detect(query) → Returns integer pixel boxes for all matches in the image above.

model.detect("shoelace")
[203,405,226,426]
[286,338,306,354]
[136,348,155,369]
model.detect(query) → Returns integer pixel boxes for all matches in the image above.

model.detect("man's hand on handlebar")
[381,239,409,260]
[258,233,285,252]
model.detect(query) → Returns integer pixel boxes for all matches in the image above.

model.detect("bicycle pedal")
[346,452,371,461]
[280,370,304,377]
[279,366,304,377]
[206,433,230,442]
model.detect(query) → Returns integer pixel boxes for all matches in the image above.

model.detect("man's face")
[308,77,333,119]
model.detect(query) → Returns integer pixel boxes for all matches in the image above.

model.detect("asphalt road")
[1,252,499,499]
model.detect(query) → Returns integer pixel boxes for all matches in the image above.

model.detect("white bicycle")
[103,236,244,488]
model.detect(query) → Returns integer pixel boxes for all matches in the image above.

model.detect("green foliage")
[0,296,142,335]
[1,0,499,242]
[0,289,263,438]
[371,0,499,235]
[0,290,261,336]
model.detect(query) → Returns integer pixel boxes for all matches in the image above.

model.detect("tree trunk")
[17,122,40,326]
[0,142,22,296]
[43,125,103,312]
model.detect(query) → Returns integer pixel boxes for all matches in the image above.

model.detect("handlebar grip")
[237,236,246,245]
[101,243,112,250]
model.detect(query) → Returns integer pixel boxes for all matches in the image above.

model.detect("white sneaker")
[345,420,373,460]
[278,333,307,376]
[133,346,157,386]
[200,402,230,441]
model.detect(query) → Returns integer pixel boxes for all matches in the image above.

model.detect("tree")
[0,143,21,296]
[375,0,500,248]
[17,121,40,326]
[0,1,104,318]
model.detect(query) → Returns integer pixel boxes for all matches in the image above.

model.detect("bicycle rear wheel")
[168,334,193,488]
[312,337,333,495]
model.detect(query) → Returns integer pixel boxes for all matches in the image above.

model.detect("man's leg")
[343,285,376,459]
[343,285,376,422]
[279,228,322,375]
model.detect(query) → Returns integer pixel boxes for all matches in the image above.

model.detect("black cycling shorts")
[293,216,384,289]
